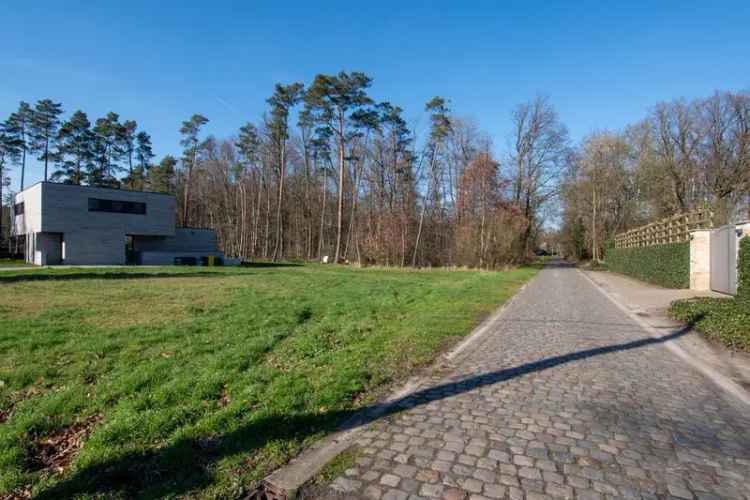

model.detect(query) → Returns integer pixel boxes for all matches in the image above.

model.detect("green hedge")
[670,297,750,351]
[605,242,690,288]
[739,236,750,299]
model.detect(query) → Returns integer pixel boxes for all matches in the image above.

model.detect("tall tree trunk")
[20,140,26,190]
[412,144,440,266]
[334,113,345,264]
[318,166,328,259]
[273,140,285,261]
[44,136,50,181]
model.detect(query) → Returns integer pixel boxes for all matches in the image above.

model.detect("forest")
[1,73,748,266]
[559,90,750,261]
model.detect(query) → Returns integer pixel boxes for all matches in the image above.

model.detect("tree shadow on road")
[35,325,699,499]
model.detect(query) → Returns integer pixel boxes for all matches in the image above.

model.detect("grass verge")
[0,259,30,268]
[670,297,750,351]
[0,263,536,498]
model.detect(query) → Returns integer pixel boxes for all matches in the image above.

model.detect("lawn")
[0,263,536,498]
[0,259,30,268]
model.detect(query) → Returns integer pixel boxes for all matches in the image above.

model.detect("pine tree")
[118,120,138,176]
[0,123,22,251]
[122,131,155,191]
[304,71,373,263]
[267,82,304,261]
[179,114,209,225]
[147,155,177,194]
[5,102,33,190]
[92,112,123,187]
[30,99,63,181]
[52,110,95,185]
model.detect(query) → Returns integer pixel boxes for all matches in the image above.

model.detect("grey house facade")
[13,182,224,266]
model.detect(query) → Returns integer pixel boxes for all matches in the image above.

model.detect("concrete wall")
[133,228,218,253]
[690,230,712,291]
[138,251,224,266]
[12,182,43,235]
[29,232,63,266]
[39,182,176,236]
[63,229,127,265]
[133,228,223,266]
[691,223,750,293]
[13,182,177,265]
[14,182,175,237]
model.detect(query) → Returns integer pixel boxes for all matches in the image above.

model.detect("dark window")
[88,198,146,215]
[14,202,24,215]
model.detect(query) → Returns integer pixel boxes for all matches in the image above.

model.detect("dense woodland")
[1,75,748,266]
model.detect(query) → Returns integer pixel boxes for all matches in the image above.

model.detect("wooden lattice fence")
[614,209,713,249]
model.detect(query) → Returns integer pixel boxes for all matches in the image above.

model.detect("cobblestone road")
[316,262,750,500]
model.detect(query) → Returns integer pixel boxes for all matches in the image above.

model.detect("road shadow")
[541,258,576,269]
[34,326,693,499]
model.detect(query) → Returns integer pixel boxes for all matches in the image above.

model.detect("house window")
[14,202,24,215]
[88,198,147,215]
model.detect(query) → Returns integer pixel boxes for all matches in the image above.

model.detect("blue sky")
[2,0,749,192]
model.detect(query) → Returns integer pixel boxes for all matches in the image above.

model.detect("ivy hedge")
[669,236,750,352]
[605,242,690,288]
[670,297,750,350]
[739,236,750,299]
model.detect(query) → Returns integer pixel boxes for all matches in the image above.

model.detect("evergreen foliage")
[605,242,690,288]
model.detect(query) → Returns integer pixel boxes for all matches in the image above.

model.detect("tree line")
[169,74,569,267]
[1,71,574,266]
[559,89,750,260]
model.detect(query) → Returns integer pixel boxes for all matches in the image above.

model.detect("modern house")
[12,182,224,266]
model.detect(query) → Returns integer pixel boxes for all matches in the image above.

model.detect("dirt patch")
[0,485,33,499]
[26,414,102,476]
[218,386,231,407]
[0,388,38,425]
[0,404,14,424]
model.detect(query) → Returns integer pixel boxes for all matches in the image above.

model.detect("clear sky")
[2,0,749,192]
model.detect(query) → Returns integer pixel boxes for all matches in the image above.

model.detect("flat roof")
[16,181,174,197]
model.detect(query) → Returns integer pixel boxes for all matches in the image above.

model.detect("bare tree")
[508,96,570,260]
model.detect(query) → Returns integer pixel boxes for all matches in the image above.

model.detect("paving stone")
[576,490,603,500]
[416,469,441,483]
[518,466,542,480]
[442,487,467,500]
[499,474,520,487]
[331,477,362,493]
[546,482,574,498]
[383,489,409,500]
[313,267,750,500]
[395,464,418,478]
[420,483,444,498]
[381,474,401,488]
[459,478,483,493]
[667,484,695,499]
[482,483,506,499]
[364,485,383,499]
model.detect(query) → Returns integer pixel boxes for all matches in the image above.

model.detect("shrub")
[671,297,750,351]
[604,242,689,288]
[738,236,750,299]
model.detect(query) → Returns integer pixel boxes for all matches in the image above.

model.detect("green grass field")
[0,259,31,268]
[0,263,536,498]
